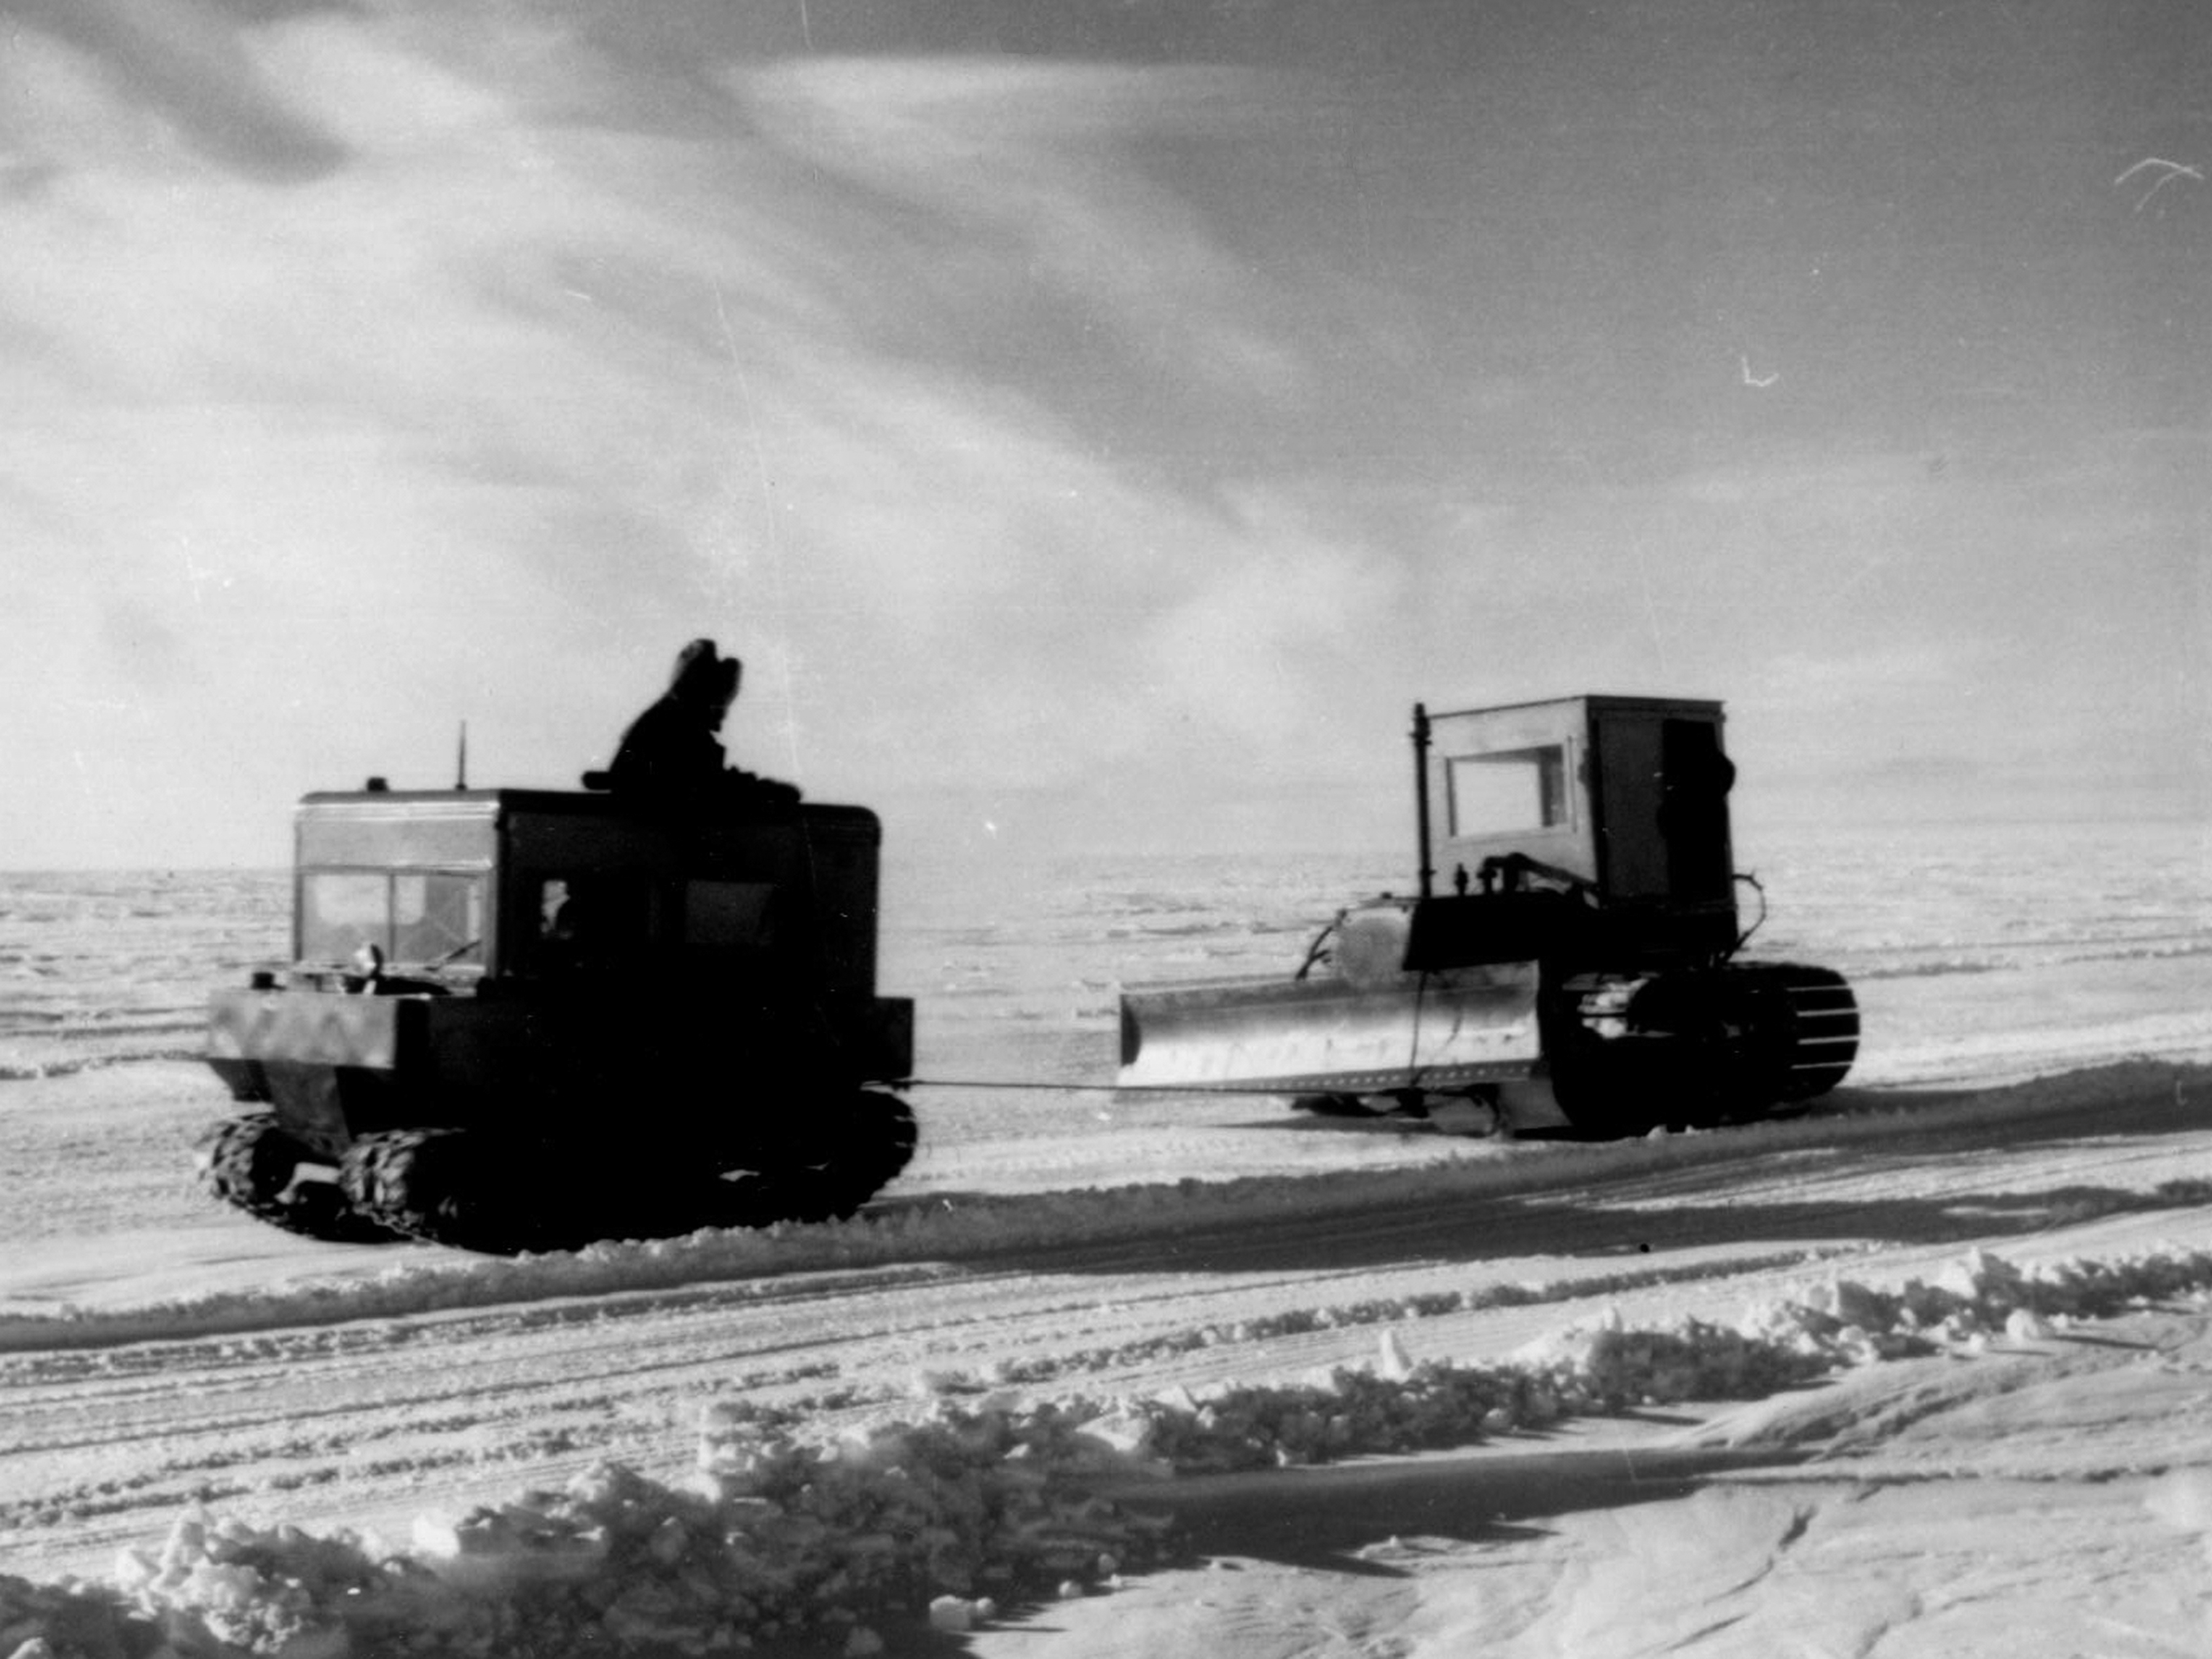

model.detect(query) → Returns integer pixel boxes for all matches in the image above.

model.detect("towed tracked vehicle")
[1118,695,1857,1136]
[199,779,915,1253]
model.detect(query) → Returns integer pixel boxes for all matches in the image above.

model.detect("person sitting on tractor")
[600,638,801,811]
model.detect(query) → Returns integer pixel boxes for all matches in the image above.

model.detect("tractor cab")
[267,786,884,995]
[1404,694,1741,966]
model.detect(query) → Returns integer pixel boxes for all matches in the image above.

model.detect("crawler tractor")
[200,783,915,1252]
[1117,696,1857,1136]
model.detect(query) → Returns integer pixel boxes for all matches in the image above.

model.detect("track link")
[341,1128,619,1255]
[340,1128,517,1253]
[1546,960,1859,1136]
[196,1115,401,1244]
[1765,962,1860,1101]
[339,1092,922,1255]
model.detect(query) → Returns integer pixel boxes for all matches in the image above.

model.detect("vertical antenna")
[455,720,469,790]
[1411,702,1433,900]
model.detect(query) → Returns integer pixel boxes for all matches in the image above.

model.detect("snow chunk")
[928,1593,996,1632]
[2003,1308,2052,1343]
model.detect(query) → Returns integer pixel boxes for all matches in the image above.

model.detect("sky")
[1,0,2205,868]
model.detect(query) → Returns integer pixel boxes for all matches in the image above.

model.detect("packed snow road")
[5,1052,2212,1593]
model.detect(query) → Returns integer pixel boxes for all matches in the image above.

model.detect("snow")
[7,1237,2212,1656]
[4,830,2212,1655]
[0,1057,2200,1351]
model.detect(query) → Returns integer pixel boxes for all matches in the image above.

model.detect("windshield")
[300,869,485,968]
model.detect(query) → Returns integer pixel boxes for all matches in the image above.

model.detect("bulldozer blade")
[1117,962,1542,1095]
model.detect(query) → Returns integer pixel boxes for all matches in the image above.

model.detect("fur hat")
[668,638,740,703]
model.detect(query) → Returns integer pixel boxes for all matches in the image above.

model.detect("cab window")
[1447,744,1571,837]
[300,870,484,968]
[532,874,654,970]
[684,880,778,946]
[393,873,484,965]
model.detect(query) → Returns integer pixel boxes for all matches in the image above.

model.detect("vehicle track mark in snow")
[7,1062,2212,1588]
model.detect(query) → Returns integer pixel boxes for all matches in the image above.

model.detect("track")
[7,1059,2212,1580]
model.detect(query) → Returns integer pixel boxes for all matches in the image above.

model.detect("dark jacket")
[606,640,798,810]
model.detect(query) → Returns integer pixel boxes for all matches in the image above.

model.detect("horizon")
[1,792,2197,879]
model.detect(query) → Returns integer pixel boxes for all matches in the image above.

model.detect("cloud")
[1,0,2204,864]
[741,55,1306,398]
[0,0,350,179]
[0,9,1391,859]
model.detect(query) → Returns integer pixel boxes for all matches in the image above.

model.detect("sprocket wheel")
[196,1115,401,1244]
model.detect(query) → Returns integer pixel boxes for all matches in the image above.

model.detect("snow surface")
[8,1233,2212,1657]
[4,830,2212,1655]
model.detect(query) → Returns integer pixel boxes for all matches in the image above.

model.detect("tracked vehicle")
[1118,696,1857,1136]
[200,782,914,1252]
